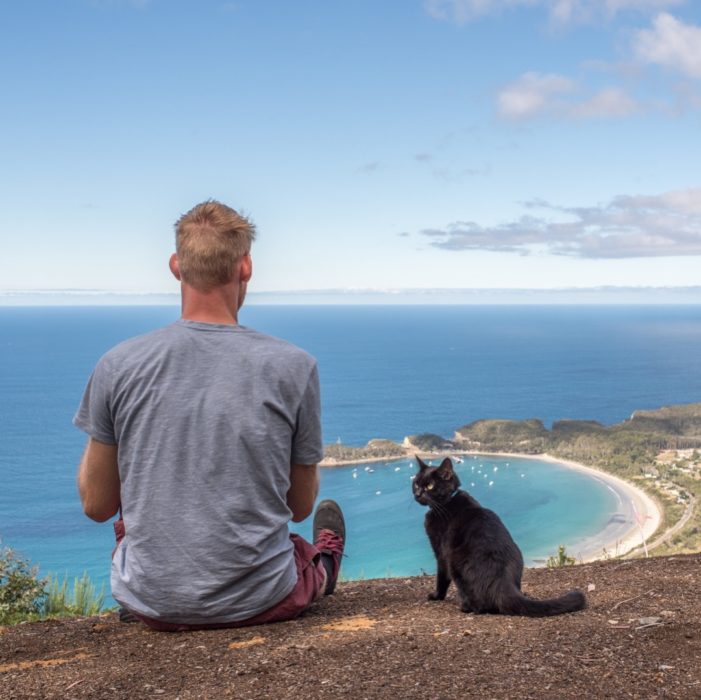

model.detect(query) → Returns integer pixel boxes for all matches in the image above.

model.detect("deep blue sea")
[1,305,701,596]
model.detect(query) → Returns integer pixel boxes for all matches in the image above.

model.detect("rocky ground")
[1,554,700,699]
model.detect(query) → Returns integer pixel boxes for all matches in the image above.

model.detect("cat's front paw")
[427,591,445,601]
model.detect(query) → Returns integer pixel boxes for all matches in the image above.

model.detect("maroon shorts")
[114,520,327,632]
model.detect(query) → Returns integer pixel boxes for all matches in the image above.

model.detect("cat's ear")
[416,455,429,471]
[437,458,454,479]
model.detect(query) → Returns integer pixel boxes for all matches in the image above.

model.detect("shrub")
[1,544,108,624]
[546,544,576,568]
[0,545,47,624]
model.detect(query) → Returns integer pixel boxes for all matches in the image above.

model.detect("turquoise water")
[292,455,617,579]
[1,305,700,595]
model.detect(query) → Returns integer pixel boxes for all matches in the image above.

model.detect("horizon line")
[2,286,701,306]
[2,285,701,295]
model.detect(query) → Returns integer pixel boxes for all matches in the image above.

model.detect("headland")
[320,401,701,563]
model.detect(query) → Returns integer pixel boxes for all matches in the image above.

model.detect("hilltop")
[2,554,700,699]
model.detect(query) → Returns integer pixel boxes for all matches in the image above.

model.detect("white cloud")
[621,189,701,215]
[569,87,639,117]
[498,74,640,119]
[423,0,529,24]
[634,13,701,78]
[417,187,701,258]
[424,0,684,25]
[497,72,575,118]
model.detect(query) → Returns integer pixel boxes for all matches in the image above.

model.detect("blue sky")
[2,0,700,301]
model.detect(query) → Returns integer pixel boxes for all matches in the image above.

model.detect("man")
[74,200,344,631]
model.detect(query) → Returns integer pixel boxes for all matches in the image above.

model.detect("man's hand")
[286,463,319,522]
[77,438,120,522]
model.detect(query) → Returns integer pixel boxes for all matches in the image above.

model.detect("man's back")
[75,319,322,624]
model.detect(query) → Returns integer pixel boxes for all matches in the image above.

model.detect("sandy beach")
[321,449,663,564]
[464,452,662,563]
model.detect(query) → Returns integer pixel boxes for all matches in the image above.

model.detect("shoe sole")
[313,499,345,543]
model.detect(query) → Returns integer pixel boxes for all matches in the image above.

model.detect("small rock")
[658,665,674,671]
[90,623,110,633]
[587,583,596,592]
[638,616,662,626]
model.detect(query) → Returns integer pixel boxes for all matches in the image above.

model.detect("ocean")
[1,305,700,594]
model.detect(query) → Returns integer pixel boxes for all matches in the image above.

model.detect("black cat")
[413,456,586,617]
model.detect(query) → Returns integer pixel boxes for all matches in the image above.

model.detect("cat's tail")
[502,589,586,617]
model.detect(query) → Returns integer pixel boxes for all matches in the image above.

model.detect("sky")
[1,0,701,302]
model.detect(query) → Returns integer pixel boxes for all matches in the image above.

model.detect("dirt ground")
[1,554,700,699]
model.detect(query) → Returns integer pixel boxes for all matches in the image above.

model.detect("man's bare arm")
[287,463,319,523]
[77,438,121,522]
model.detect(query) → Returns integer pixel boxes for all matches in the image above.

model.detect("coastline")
[468,452,662,563]
[320,448,663,564]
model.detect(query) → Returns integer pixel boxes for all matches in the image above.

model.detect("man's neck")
[181,310,238,325]
[179,282,241,326]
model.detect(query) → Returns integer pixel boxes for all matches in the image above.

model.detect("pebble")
[638,616,662,626]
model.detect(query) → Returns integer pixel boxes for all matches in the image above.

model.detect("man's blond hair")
[174,200,256,291]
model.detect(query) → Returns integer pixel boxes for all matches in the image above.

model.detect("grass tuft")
[44,572,107,618]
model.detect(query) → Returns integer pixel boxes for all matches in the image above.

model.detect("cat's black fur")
[413,456,586,617]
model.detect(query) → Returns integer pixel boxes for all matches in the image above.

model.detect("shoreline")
[469,451,662,563]
[320,449,663,564]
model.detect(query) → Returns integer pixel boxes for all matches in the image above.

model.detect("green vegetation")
[546,545,577,568]
[0,545,108,625]
[0,545,47,624]
[45,572,106,618]
[454,405,701,558]
[405,433,456,452]
[323,438,406,463]
[455,418,549,451]
[330,402,701,559]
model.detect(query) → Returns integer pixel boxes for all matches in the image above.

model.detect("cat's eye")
[427,483,434,491]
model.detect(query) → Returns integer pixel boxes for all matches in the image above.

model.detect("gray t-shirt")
[74,319,323,624]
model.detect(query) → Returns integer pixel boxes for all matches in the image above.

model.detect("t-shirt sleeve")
[291,363,323,465]
[72,356,117,445]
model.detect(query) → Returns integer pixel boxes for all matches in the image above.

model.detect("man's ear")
[169,253,182,281]
[239,253,252,283]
